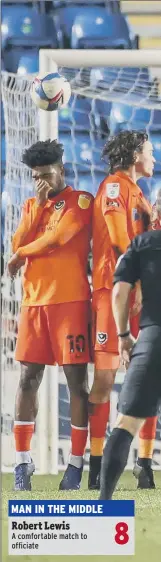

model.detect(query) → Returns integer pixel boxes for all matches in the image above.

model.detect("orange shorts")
[15,301,92,366]
[92,289,140,370]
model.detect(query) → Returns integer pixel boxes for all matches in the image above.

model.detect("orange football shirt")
[93,170,152,291]
[12,186,93,306]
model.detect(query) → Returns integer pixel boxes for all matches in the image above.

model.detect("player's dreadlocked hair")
[102,131,148,174]
[22,139,64,168]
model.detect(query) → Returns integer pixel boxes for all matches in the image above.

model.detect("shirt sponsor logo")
[97,332,108,345]
[78,194,91,209]
[106,183,120,199]
[54,200,65,211]
[106,200,119,208]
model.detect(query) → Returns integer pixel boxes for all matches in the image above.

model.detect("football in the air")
[30,72,71,111]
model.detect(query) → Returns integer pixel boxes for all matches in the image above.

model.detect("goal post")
[39,49,161,68]
[1,49,161,475]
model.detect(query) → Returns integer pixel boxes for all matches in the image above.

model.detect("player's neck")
[48,183,66,198]
[122,166,141,185]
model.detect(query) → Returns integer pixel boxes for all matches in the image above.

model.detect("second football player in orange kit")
[88,130,157,490]
[8,139,93,491]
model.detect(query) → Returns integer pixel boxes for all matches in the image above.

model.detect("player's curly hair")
[102,130,148,174]
[22,139,64,168]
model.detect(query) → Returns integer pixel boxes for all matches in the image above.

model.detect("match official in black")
[99,229,161,500]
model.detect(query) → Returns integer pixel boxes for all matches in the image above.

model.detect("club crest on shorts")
[97,332,108,345]
[106,183,120,199]
[78,194,91,209]
[54,200,65,211]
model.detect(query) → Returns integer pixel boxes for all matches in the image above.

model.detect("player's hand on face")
[8,253,25,277]
[118,334,136,370]
[35,179,52,206]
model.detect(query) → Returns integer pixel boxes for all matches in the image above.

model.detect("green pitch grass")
[2,471,161,562]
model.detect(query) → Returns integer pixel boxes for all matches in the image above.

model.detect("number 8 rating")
[115,521,129,545]
[8,500,135,556]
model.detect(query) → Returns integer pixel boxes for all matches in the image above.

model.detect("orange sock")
[89,401,110,456]
[138,416,157,459]
[14,421,35,465]
[69,425,88,468]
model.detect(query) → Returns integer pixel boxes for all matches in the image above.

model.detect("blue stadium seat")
[59,399,70,419]
[59,418,71,439]
[60,131,106,175]
[1,5,57,49]
[72,95,92,132]
[90,99,111,136]
[60,134,73,166]
[52,5,85,48]
[137,178,152,201]
[90,67,152,103]
[138,175,161,204]
[71,11,131,49]
[110,103,151,135]
[17,51,39,75]
[149,133,161,173]
[52,4,131,48]
[75,134,106,171]
[59,95,92,133]
[150,110,161,132]
[1,134,6,173]
[78,171,105,196]
[59,103,73,133]
[1,103,5,134]
[150,175,161,204]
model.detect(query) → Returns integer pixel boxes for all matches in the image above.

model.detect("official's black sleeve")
[113,240,140,286]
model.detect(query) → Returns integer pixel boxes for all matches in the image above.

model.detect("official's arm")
[112,240,140,334]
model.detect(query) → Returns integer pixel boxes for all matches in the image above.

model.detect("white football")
[30,72,71,111]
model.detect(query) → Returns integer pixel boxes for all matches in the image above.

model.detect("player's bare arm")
[112,281,136,367]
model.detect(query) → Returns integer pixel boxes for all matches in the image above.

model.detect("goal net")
[1,49,161,474]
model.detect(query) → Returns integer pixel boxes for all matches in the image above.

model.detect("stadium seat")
[138,175,161,204]
[59,103,73,133]
[149,134,161,173]
[77,171,105,196]
[17,51,39,75]
[59,418,71,439]
[91,99,111,137]
[90,67,153,104]
[137,178,152,201]
[75,134,106,171]
[150,175,161,204]
[1,5,58,49]
[1,103,5,134]
[71,11,131,49]
[150,110,161,133]
[52,5,83,48]
[59,95,92,133]
[110,103,151,135]
[52,5,131,49]
[1,134,6,174]
[60,133,73,165]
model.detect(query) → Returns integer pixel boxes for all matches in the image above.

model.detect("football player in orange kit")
[8,139,93,491]
[88,130,157,490]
